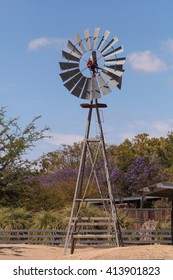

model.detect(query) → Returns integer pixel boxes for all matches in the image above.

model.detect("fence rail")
[0,229,172,246]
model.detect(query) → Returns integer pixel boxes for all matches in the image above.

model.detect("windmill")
[59,28,126,254]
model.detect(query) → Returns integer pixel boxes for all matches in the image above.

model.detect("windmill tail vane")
[59,28,126,101]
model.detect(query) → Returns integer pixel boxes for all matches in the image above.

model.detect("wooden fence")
[0,229,172,246]
[0,208,172,246]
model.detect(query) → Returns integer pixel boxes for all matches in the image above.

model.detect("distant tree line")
[1,107,173,213]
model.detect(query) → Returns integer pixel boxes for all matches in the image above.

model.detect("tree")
[132,133,161,158]
[108,134,162,171]
[39,142,82,172]
[158,132,173,167]
[107,139,135,171]
[111,165,127,197]
[0,107,49,207]
[125,156,165,194]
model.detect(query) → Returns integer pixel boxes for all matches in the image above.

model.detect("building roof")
[139,183,173,198]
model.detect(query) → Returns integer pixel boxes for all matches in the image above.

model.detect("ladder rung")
[67,217,114,221]
[71,222,114,226]
[75,198,110,202]
[73,234,114,239]
[86,139,100,142]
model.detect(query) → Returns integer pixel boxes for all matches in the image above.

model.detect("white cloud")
[117,119,173,142]
[45,132,83,146]
[27,37,67,51]
[128,50,167,72]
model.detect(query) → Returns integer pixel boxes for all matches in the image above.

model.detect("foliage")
[124,156,165,193]
[38,168,78,187]
[0,207,32,229]
[152,198,172,208]
[108,139,135,171]
[111,165,128,197]
[0,107,49,207]
[117,208,137,229]
[1,106,173,212]
[158,132,173,167]
[39,142,82,172]
[31,210,61,230]
[155,220,171,230]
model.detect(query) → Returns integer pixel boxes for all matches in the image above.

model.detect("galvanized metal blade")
[67,40,82,58]
[84,28,91,50]
[74,33,86,53]
[101,37,118,55]
[92,27,100,50]
[62,50,80,62]
[97,30,110,51]
[81,78,91,99]
[91,77,101,99]
[103,46,124,58]
[97,74,112,95]
[59,62,79,71]
[71,76,87,98]
[63,72,83,91]
[59,68,80,82]
[117,76,122,89]
[108,64,125,72]
[103,66,123,77]
[101,72,119,88]
[105,57,126,66]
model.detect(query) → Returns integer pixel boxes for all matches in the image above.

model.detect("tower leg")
[64,104,93,254]
[95,100,123,246]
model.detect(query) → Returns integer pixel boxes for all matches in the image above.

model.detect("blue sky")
[1,0,173,159]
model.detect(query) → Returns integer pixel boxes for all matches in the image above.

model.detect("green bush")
[0,207,32,229]
[117,208,137,229]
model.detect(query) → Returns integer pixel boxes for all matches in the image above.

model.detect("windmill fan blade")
[74,33,86,53]
[59,62,79,71]
[97,30,110,50]
[59,68,80,82]
[71,76,87,98]
[103,66,123,77]
[105,57,126,66]
[62,50,80,62]
[101,72,119,88]
[97,74,112,95]
[108,65,125,72]
[103,46,124,58]
[117,76,122,89]
[91,77,101,99]
[101,37,118,54]
[92,27,100,50]
[104,73,122,89]
[84,28,91,50]
[81,78,91,99]
[63,72,83,91]
[67,40,82,58]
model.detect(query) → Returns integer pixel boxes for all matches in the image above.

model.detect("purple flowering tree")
[38,168,78,188]
[110,165,128,197]
[125,156,165,194]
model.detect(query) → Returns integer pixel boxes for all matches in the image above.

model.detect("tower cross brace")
[64,99,123,254]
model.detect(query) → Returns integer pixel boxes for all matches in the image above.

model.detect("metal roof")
[139,183,173,198]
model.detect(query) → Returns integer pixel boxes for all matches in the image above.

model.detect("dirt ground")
[0,244,173,260]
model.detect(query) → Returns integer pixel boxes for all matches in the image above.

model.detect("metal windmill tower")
[59,28,126,254]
